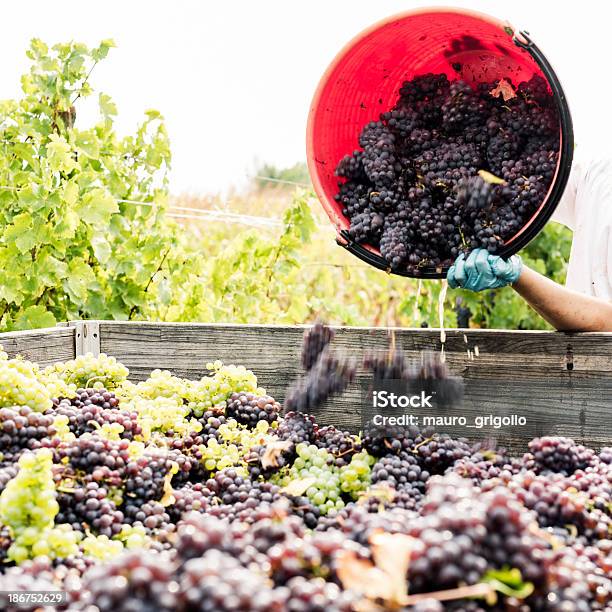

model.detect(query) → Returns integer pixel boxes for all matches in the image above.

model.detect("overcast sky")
[0,1,607,194]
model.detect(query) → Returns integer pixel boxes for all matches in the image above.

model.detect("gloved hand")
[447,248,523,291]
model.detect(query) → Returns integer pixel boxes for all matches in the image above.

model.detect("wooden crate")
[1,321,611,452]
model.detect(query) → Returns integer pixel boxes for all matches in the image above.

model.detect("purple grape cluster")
[336,73,560,272]
[313,425,361,467]
[284,349,356,412]
[49,387,142,440]
[226,392,281,427]
[526,436,597,475]
[301,322,335,371]
[0,405,57,462]
[277,411,317,444]
[57,481,125,537]
[371,451,428,491]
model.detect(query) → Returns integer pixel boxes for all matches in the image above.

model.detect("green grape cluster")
[128,396,202,441]
[0,449,59,532]
[131,369,190,402]
[0,356,53,412]
[118,362,260,419]
[11,524,81,563]
[113,523,151,549]
[217,418,277,452]
[81,533,124,560]
[44,353,129,390]
[198,438,245,474]
[0,449,79,562]
[38,370,77,400]
[283,443,345,515]
[339,450,376,499]
[193,418,277,476]
[186,362,261,417]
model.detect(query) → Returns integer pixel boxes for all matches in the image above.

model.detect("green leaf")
[13,305,57,330]
[34,252,68,285]
[46,134,77,173]
[63,181,79,207]
[99,93,118,118]
[65,258,97,301]
[483,568,535,599]
[76,188,119,226]
[75,131,100,159]
[91,234,111,264]
[91,39,115,61]
[0,254,23,303]
[5,212,36,253]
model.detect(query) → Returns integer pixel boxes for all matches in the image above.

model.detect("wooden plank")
[0,327,75,366]
[99,322,612,452]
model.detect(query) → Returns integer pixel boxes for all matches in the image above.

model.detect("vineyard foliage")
[0,40,571,332]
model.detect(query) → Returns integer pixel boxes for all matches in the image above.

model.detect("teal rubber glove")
[447,248,522,291]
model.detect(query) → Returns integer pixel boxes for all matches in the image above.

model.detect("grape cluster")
[226,392,281,427]
[78,550,178,611]
[313,425,361,467]
[57,434,130,486]
[336,73,560,272]
[49,388,142,440]
[526,436,597,475]
[0,349,609,611]
[301,321,335,371]
[412,433,472,475]
[0,405,57,462]
[0,358,54,413]
[204,468,283,523]
[371,451,428,491]
[57,481,125,537]
[277,411,316,445]
[197,410,228,443]
[178,549,286,611]
[44,352,129,390]
[450,448,509,484]
[280,443,346,515]
[268,528,361,586]
[285,576,358,612]
[167,482,214,521]
[363,346,411,380]
[124,448,179,505]
[362,421,424,456]
[284,349,356,412]
[364,347,450,385]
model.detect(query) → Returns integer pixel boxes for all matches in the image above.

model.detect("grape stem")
[403,582,494,605]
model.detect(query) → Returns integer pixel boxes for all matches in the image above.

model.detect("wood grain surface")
[98,322,612,451]
[0,326,75,366]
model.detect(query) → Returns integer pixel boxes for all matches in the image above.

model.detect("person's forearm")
[513,266,612,332]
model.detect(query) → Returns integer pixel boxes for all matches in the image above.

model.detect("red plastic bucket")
[306,7,573,278]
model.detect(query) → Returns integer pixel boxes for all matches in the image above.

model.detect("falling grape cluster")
[335,73,560,272]
[0,336,609,611]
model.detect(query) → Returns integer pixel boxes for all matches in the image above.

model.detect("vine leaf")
[336,550,395,602]
[281,476,317,497]
[490,78,516,101]
[76,188,119,226]
[261,440,293,469]
[482,568,534,600]
[160,463,179,506]
[478,170,506,185]
[336,529,417,606]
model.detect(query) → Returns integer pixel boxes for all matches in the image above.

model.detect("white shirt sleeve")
[551,158,581,230]
[559,158,612,299]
